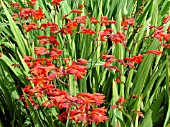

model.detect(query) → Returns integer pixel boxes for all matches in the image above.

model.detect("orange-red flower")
[101,16,109,25]
[98,30,110,41]
[79,4,88,9]
[109,32,126,44]
[34,46,49,56]
[121,18,134,28]
[38,36,59,46]
[118,96,126,103]
[24,23,37,32]
[132,54,143,64]
[102,55,114,60]
[153,28,170,41]
[77,93,105,106]
[33,7,45,20]
[71,9,82,14]
[49,47,62,59]
[20,8,34,19]
[11,2,20,8]
[27,0,37,6]
[90,17,99,24]
[12,13,18,21]
[75,16,86,24]
[116,77,121,83]
[146,50,163,55]
[89,107,108,124]
[160,44,170,48]
[77,58,88,65]
[80,26,96,35]
[52,0,62,6]
[67,19,78,29]
[163,15,170,24]
[108,20,116,25]
[124,54,143,64]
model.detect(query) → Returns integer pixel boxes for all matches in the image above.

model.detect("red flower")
[70,63,87,72]
[22,85,32,93]
[34,47,49,56]
[163,34,170,41]
[60,27,73,34]
[111,105,118,109]
[121,21,128,30]
[118,97,126,104]
[160,44,170,48]
[52,0,62,6]
[105,28,114,32]
[28,0,37,6]
[49,47,62,59]
[71,9,82,14]
[98,31,110,41]
[33,7,45,20]
[127,63,135,68]
[24,56,34,62]
[38,36,48,45]
[24,23,37,32]
[67,19,78,29]
[153,28,170,41]
[58,103,108,124]
[124,54,143,64]
[131,95,138,98]
[77,58,88,65]
[12,13,18,21]
[40,23,49,29]
[90,17,99,24]
[79,4,88,9]
[108,20,116,24]
[77,93,105,106]
[75,16,86,24]
[102,55,114,60]
[42,100,54,108]
[163,15,170,24]
[146,50,163,55]
[80,26,96,35]
[149,26,155,29]
[153,29,164,41]
[63,58,71,63]
[116,77,121,83]
[123,57,134,63]
[101,16,109,25]
[103,62,111,68]
[49,36,59,46]
[109,32,125,44]
[89,107,108,124]
[49,23,59,33]
[125,18,134,26]
[66,61,88,79]
[121,18,134,30]
[117,59,126,66]
[19,8,34,19]
[11,2,20,8]
[132,54,143,64]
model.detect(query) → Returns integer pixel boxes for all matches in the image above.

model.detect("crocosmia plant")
[0,0,170,127]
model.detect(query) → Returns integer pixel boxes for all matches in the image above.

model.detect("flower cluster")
[9,0,170,125]
[12,1,109,125]
[20,41,107,124]
[20,84,108,124]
